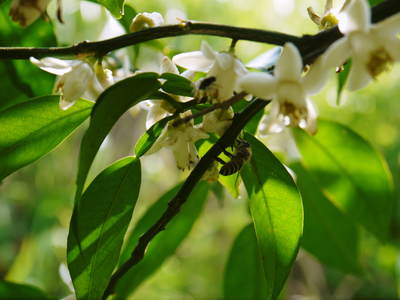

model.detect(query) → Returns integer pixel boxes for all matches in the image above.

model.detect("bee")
[216,139,252,176]
[195,76,218,103]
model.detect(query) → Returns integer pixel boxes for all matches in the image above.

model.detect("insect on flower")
[217,139,252,176]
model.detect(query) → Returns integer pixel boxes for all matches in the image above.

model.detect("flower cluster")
[29,0,400,172]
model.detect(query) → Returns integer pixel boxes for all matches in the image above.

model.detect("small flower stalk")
[239,43,327,135]
[9,0,51,27]
[30,57,113,110]
[323,0,400,90]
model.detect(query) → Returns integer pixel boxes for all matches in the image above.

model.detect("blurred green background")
[0,0,399,299]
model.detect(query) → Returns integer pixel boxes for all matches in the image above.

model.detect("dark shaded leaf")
[115,182,209,298]
[89,0,125,18]
[67,157,141,300]
[291,163,361,274]
[224,224,268,300]
[0,96,92,181]
[75,72,160,198]
[241,133,303,300]
[135,115,174,157]
[160,73,194,97]
[293,120,393,240]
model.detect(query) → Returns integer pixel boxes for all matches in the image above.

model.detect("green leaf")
[224,224,268,300]
[160,73,194,97]
[135,115,174,157]
[0,280,49,300]
[75,72,160,198]
[291,163,361,274]
[115,182,209,298]
[67,156,141,300]
[241,133,303,300]
[0,96,92,181]
[90,0,125,18]
[293,120,393,240]
[116,4,136,32]
[336,60,351,105]
[368,0,384,6]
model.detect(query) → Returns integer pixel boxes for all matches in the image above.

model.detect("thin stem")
[172,92,248,127]
[102,98,269,299]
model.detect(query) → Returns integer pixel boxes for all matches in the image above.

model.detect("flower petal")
[172,51,213,72]
[338,0,370,34]
[322,37,351,68]
[302,57,329,95]
[215,52,233,70]
[274,43,303,81]
[304,98,318,135]
[61,63,93,109]
[346,57,372,91]
[239,72,277,99]
[161,56,179,74]
[200,40,217,60]
[373,13,400,36]
[30,57,75,75]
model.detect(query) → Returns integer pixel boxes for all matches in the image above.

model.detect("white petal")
[258,101,285,135]
[215,52,234,70]
[234,59,248,76]
[172,51,213,72]
[30,57,74,75]
[384,38,400,62]
[160,56,179,74]
[322,37,351,68]
[181,70,196,80]
[305,98,318,135]
[373,13,400,36]
[274,43,303,81]
[346,57,372,91]
[200,40,217,60]
[239,72,277,99]
[302,57,329,95]
[62,63,93,107]
[338,0,370,34]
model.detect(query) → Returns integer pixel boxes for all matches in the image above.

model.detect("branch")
[102,98,269,299]
[0,0,398,60]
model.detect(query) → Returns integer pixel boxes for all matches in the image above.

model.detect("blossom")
[323,0,400,91]
[9,0,50,27]
[141,56,194,129]
[130,12,164,32]
[173,41,247,103]
[201,108,234,136]
[30,57,113,110]
[239,43,327,135]
[307,0,339,30]
[146,113,208,170]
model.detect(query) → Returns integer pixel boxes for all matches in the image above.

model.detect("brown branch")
[102,98,269,299]
[0,0,398,61]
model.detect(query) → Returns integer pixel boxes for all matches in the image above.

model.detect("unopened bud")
[129,12,164,32]
[9,0,51,27]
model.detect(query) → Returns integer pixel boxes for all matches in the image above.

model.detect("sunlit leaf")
[224,224,268,300]
[0,96,92,181]
[293,120,393,240]
[67,156,141,300]
[368,0,385,6]
[75,72,160,198]
[89,0,125,18]
[0,280,49,300]
[291,163,361,274]
[241,133,303,300]
[160,73,194,97]
[336,60,351,105]
[135,115,174,157]
[115,182,209,298]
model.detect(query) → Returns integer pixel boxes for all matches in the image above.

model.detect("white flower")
[172,41,248,103]
[141,56,194,129]
[239,43,327,135]
[147,113,208,170]
[130,12,164,32]
[323,0,400,91]
[307,0,339,30]
[9,0,51,27]
[201,108,234,136]
[30,57,113,110]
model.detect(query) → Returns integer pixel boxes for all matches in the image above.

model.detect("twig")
[172,91,248,127]
[102,98,269,299]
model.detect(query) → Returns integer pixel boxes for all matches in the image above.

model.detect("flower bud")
[129,12,164,32]
[9,0,51,27]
